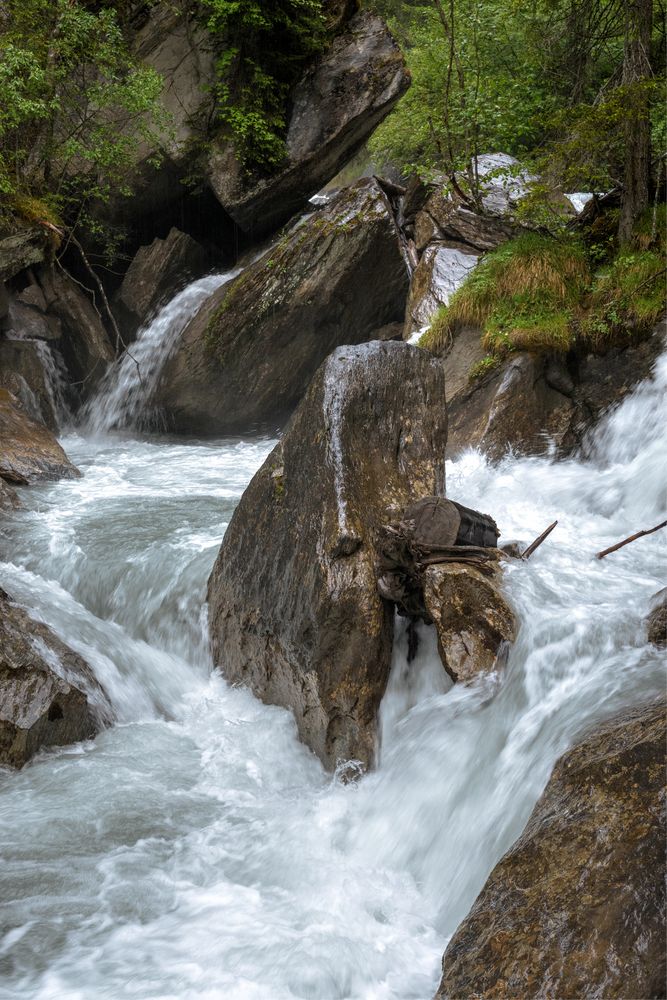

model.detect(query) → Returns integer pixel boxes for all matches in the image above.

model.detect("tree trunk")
[618,0,653,244]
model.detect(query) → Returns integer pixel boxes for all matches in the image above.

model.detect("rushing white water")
[0,350,665,999]
[31,339,73,429]
[84,271,240,433]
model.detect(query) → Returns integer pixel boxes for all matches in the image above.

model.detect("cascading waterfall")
[30,338,73,429]
[84,270,241,433]
[0,342,665,998]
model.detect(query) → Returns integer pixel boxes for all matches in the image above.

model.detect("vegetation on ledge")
[421,207,666,362]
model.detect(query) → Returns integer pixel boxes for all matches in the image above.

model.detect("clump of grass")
[423,232,589,355]
[580,248,666,348]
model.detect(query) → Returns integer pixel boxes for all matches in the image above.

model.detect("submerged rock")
[423,560,516,683]
[0,479,20,512]
[207,341,447,770]
[0,388,79,483]
[437,699,667,1000]
[207,12,409,235]
[154,178,410,435]
[0,589,110,768]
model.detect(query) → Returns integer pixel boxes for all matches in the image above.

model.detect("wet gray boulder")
[36,266,114,395]
[444,317,666,461]
[116,227,212,339]
[413,187,516,254]
[207,341,447,770]
[207,12,409,235]
[405,244,479,337]
[423,560,516,683]
[0,388,79,483]
[0,341,60,429]
[154,178,410,435]
[646,589,667,648]
[0,229,48,282]
[437,699,666,1000]
[0,589,110,768]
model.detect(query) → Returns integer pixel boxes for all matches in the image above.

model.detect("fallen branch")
[522,520,558,560]
[596,520,667,560]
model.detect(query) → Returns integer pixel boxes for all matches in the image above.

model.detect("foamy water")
[0,351,665,999]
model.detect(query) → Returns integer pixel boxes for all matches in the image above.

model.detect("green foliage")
[424,233,589,353]
[0,0,165,235]
[369,0,553,188]
[369,0,664,231]
[202,0,327,173]
[423,216,666,358]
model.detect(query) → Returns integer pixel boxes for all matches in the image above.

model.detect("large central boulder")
[154,178,410,435]
[207,341,447,770]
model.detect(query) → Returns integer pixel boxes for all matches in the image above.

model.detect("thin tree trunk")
[618,0,653,244]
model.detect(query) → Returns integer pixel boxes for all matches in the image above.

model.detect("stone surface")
[37,266,114,395]
[0,479,20,512]
[154,178,410,435]
[0,229,47,282]
[207,12,409,235]
[116,227,211,337]
[437,699,667,1000]
[207,341,447,770]
[447,351,575,461]
[0,588,110,768]
[6,299,61,341]
[0,389,79,483]
[423,560,516,682]
[445,318,666,461]
[0,340,59,429]
[404,244,479,336]
[646,589,667,648]
[414,189,516,254]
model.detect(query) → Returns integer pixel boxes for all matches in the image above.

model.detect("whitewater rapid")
[0,352,665,998]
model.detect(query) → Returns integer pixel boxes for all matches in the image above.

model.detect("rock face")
[116,227,212,339]
[412,187,516,255]
[36,267,115,395]
[207,12,410,235]
[0,229,48,282]
[423,561,516,683]
[207,341,447,770]
[447,350,576,461]
[437,699,667,1000]
[0,389,79,483]
[646,589,667,648]
[405,244,479,336]
[154,178,410,435]
[0,342,56,429]
[0,589,110,768]
[445,317,666,460]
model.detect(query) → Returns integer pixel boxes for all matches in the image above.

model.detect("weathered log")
[596,520,667,559]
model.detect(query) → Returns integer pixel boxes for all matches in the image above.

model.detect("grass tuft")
[424,232,589,355]
[423,218,665,360]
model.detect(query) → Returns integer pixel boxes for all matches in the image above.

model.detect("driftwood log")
[376,497,500,622]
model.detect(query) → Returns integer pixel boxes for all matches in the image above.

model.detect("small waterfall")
[84,270,240,433]
[31,338,73,429]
